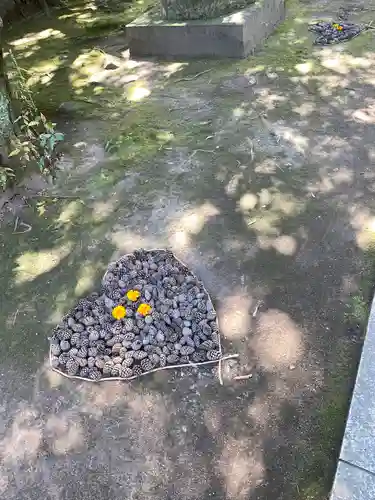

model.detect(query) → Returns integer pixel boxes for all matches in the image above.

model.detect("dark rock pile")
[49,249,221,381]
[309,21,363,45]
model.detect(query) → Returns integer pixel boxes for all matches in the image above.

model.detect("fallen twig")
[175,69,211,83]
[13,216,19,233]
[11,308,19,326]
[26,193,81,200]
[234,373,253,380]
[13,219,32,234]
[252,300,262,318]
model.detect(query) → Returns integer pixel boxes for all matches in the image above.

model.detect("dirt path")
[1,1,375,499]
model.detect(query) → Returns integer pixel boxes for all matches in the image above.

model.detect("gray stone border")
[126,0,285,58]
[331,294,375,499]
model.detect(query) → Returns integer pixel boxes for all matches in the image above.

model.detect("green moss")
[297,340,360,500]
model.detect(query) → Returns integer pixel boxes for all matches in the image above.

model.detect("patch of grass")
[297,246,375,500]
[165,0,256,21]
[345,245,375,331]
[297,340,360,500]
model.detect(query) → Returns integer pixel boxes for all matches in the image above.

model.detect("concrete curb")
[126,0,285,58]
[331,294,375,499]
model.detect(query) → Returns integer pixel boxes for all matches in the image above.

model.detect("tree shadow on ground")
[2,1,375,499]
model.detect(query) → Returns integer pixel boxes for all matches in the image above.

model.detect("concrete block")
[126,0,285,58]
[331,461,375,500]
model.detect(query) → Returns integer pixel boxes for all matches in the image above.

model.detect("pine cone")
[58,353,70,365]
[70,332,81,346]
[119,346,128,358]
[193,335,201,348]
[197,331,207,341]
[50,343,61,356]
[88,367,102,380]
[159,354,167,367]
[192,352,206,363]
[77,357,87,367]
[168,332,178,343]
[112,343,122,355]
[110,323,123,336]
[113,334,125,343]
[79,367,90,378]
[65,358,79,376]
[60,340,70,351]
[56,327,72,341]
[192,310,205,323]
[199,340,215,350]
[103,361,114,375]
[149,353,160,365]
[140,358,155,372]
[123,318,134,332]
[167,354,180,364]
[123,332,135,341]
[133,350,148,360]
[180,355,189,363]
[88,347,98,357]
[95,358,105,370]
[206,350,221,361]
[202,324,212,336]
[210,321,219,333]
[122,357,134,368]
[132,365,143,377]
[111,365,121,377]
[131,340,143,351]
[120,367,133,378]
[180,345,195,356]
[87,357,95,368]
[81,337,90,348]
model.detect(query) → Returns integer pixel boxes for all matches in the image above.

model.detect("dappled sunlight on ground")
[253,309,303,371]
[15,243,73,284]
[218,436,264,499]
[3,0,375,498]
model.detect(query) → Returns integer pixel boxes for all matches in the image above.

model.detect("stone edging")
[330,294,375,499]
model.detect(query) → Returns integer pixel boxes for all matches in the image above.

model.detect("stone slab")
[339,295,375,474]
[331,461,375,500]
[126,0,285,58]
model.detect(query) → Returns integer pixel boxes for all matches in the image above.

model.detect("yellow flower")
[126,289,141,302]
[137,303,152,316]
[112,305,126,320]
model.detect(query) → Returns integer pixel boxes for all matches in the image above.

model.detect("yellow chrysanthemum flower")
[112,305,126,320]
[137,303,152,316]
[126,289,141,302]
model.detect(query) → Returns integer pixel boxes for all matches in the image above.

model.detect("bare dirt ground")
[1,0,375,498]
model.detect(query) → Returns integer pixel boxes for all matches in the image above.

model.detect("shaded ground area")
[1,0,375,498]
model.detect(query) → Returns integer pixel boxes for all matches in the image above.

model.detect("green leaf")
[54,132,64,142]
[9,148,20,157]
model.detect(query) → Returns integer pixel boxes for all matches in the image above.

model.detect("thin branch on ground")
[234,373,253,380]
[252,300,262,318]
[174,69,211,83]
[11,308,19,326]
[25,193,81,199]
[176,148,216,170]
[13,217,32,234]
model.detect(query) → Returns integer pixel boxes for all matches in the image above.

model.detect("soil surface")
[1,0,375,499]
